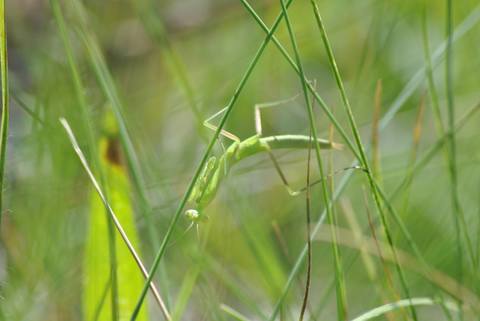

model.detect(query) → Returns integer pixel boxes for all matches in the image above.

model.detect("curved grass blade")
[220,304,254,321]
[350,298,458,321]
[313,224,480,310]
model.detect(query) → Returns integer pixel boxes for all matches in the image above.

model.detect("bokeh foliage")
[2,0,480,320]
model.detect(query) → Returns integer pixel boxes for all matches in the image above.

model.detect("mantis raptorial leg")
[203,106,241,176]
[204,107,241,144]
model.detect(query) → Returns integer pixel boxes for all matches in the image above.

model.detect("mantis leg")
[204,106,241,143]
[254,94,301,136]
[255,91,364,195]
[204,107,242,175]
[254,93,304,196]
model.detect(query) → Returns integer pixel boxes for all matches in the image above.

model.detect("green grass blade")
[220,304,254,321]
[445,3,463,288]
[12,92,44,125]
[309,2,418,319]
[132,0,205,139]
[278,1,347,319]
[49,0,97,159]
[69,0,160,251]
[445,0,475,282]
[170,266,201,321]
[205,256,268,320]
[0,0,9,227]
[350,298,458,321]
[421,8,444,135]
[421,1,475,274]
[400,98,425,214]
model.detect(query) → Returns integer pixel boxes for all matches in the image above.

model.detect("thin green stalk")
[309,2,416,320]
[423,1,475,274]
[129,1,300,319]
[298,128,313,321]
[446,0,469,287]
[50,2,121,318]
[133,0,205,140]
[371,80,383,186]
[0,0,9,227]
[70,0,161,251]
[400,98,425,216]
[12,93,44,125]
[393,103,480,202]
[50,0,96,158]
[476,190,480,273]
[421,8,444,135]
[239,0,359,160]
[278,1,347,319]
[350,298,459,321]
[170,266,201,321]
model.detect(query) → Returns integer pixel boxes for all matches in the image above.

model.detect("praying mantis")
[184,92,359,227]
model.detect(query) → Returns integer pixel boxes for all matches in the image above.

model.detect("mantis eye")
[185,209,200,221]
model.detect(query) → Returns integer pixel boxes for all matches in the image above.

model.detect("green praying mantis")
[184,92,362,228]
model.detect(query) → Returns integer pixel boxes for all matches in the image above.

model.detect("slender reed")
[0,0,9,227]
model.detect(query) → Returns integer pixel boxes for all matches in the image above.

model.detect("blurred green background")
[2,0,480,320]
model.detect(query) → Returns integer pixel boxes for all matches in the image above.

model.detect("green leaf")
[83,136,148,321]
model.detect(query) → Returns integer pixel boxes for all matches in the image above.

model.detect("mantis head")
[184,208,209,223]
[185,209,200,221]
